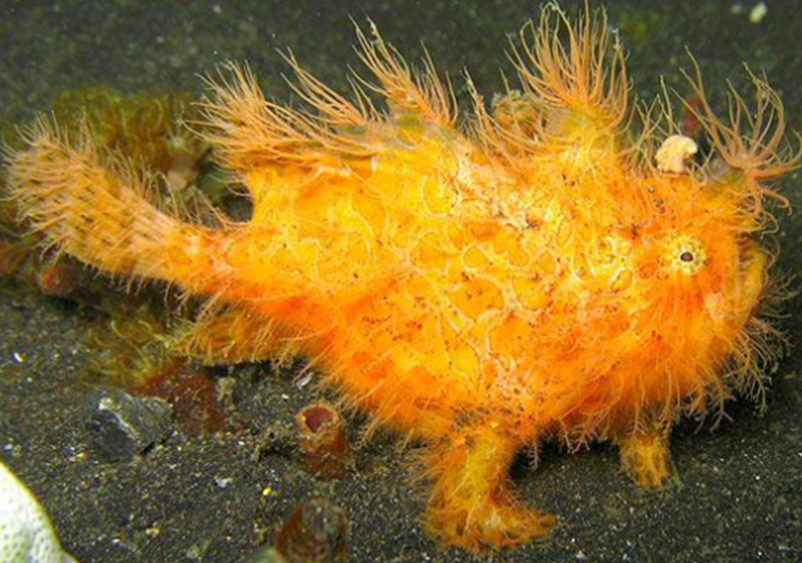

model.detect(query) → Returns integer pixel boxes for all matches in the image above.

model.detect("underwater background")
[1,0,801,561]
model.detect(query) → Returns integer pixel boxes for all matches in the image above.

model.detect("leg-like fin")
[421,425,555,551]
[616,424,676,489]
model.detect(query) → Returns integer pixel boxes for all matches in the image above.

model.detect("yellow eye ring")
[666,235,707,275]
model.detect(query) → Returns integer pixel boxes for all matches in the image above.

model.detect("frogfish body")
[7,5,799,551]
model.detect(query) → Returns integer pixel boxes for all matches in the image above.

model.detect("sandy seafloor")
[1,0,802,561]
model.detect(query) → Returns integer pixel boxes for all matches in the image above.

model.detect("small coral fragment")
[138,363,226,435]
[294,404,351,480]
[36,258,82,298]
[0,460,80,563]
[271,499,350,563]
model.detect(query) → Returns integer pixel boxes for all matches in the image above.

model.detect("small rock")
[272,499,350,563]
[214,477,233,489]
[85,389,172,461]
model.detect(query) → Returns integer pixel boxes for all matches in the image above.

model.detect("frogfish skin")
[6,3,800,552]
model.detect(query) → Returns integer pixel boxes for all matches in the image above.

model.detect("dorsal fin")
[353,19,457,127]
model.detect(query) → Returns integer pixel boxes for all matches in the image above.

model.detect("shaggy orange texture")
[7,4,799,551]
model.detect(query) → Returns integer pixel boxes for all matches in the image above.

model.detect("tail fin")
[6,118,182,282]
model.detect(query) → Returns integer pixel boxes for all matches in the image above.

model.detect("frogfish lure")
[6,3,800,552]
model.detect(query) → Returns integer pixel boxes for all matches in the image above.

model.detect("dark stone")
[272,498,350,563]
[85,389,173,461]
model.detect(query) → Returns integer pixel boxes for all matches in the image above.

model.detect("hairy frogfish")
[6,4,799,552]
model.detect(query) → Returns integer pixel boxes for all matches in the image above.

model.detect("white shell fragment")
[0,460,79,563]
[655,134,699,174]
[749,2,768,24]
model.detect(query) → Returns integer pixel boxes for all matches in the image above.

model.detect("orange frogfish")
[6,4,799,552]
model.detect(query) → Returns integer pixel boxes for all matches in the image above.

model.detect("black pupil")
[680,251,694,263]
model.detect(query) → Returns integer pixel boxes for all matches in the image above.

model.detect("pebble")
[269,499,350,563]
[749,2,768,24]
[85,389,172,461]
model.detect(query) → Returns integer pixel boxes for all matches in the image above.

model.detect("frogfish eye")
[666,235,707,275]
